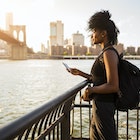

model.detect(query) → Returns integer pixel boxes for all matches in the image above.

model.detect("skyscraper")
[49,20,64,46]
[71,31,84,46]
[5,12,13,31]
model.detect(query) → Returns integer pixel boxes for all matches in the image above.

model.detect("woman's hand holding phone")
[62,62,81,75]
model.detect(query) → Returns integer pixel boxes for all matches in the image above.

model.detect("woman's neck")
[101,41,112,49]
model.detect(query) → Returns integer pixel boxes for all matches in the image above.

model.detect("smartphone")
[62,62,71,72]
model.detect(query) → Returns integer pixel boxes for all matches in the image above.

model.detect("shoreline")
[0,55,140,60]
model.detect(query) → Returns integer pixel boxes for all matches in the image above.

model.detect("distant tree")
[86,52,91,55]
[63,51,68,55]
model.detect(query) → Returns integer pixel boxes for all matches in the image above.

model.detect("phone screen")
[62,62,71,71]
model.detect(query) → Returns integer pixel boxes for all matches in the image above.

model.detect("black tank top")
[90,52,116,102]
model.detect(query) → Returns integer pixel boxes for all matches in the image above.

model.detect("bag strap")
[98,46,121,60]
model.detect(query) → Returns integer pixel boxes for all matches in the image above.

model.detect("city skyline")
[0,0,140,52]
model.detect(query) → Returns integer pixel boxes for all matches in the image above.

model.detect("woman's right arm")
[69,68,92,80]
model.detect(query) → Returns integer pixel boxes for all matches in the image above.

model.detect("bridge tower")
[9,25,27,60]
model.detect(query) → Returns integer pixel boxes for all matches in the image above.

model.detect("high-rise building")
[5,13,13,31]
[49,20,64,46]
[71,31,84,46]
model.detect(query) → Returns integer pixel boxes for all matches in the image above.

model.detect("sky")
[0,0,140,52]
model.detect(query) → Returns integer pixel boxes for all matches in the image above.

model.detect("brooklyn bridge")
[0,25,27,60]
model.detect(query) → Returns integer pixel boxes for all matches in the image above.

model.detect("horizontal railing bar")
[74,104,92,108]
[0,80,88,140]
[74,104,140,110]
[71,138,90,140]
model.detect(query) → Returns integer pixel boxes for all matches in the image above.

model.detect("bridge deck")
[0,29,22,44]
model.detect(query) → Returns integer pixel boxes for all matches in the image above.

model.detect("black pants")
[90,100,117,140]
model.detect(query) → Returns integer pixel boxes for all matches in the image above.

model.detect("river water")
[0,59,140,138]
[0,59,93,127]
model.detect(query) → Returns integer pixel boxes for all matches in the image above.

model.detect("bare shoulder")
[103,49,118,59]
[103,48,118,63]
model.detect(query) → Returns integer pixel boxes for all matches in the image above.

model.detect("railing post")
[61,97,74,140]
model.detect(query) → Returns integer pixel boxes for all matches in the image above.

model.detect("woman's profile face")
[92,29,104,44]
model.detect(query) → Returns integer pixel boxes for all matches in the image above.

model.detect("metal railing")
[71,91,140,140]
[0,80,139,140]
[0,80,88,140]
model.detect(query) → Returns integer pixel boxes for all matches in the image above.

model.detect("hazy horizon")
[0,0,140,52]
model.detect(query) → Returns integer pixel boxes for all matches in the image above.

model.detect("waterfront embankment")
[1,54,140,59]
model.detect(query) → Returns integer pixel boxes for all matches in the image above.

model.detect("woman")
[69,10,120,140]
